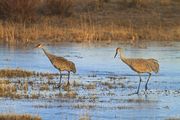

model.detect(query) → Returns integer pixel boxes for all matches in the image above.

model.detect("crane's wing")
[44,51,68,68]
[124,58,159,73]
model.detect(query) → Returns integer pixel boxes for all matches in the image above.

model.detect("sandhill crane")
[114,48,159,94]
[35,44,76,86]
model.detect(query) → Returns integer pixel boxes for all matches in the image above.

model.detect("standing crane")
[35,44,76,86]
[114,48,159,94]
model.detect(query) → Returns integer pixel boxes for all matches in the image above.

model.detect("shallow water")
[0,41,180,120]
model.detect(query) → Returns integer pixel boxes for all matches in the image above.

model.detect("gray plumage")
[36,44,76,86]
[114,48,159,94]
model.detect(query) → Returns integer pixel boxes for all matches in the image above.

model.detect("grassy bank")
[0,0,180,45]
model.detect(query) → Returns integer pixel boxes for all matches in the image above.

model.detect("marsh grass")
[41,0,73,16]
[23,80,28,92]
[0,0,39,22]
[79,114,91,120]
[40,83,49,91]
[0,69,58,78]
[0,114,41,120]
[0,69,34,78]
[0,0,179,44]
[84,84,96,89]
[64,91,78,98]
[0,79,17,98]
[127,98,158,103]
[101,82,117,89]
[0,69,59,99]
[31,93,39,99]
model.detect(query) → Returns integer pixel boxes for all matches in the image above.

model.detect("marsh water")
[0,41,180,120]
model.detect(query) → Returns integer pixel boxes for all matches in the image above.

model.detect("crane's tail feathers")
[148,58,158,62]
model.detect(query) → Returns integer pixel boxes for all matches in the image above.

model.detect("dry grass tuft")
[64,91,78,98]
[0,80,17,98]
[84,84,96,89]
[40,83,49,91]
[79,114,91,120]
[30,94,39,99]
[0,114,41,120]
[102,82,117,89]
[127,98,157,103]
[0,69,58,78]
[0,69,34,78]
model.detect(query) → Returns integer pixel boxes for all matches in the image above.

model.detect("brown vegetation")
[0,0,179,45]
[127,98,157,103]
[79,114,91,120]
[40,83,49,91]
[0,69,58,78]
[0,69,34,78]
[0,79,16,98]
[64,91,78,98]
[84,84,96,89]
[0,0,39,22]
[0,114,41,120]
[41,0,73,16]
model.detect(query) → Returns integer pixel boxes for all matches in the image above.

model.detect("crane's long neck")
[41,47,54,65]
[119,50,126,61]
[42,48,50,58]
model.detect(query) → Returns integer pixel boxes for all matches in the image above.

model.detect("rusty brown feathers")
[123,58,159,74]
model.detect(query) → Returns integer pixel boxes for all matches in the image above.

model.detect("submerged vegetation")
[0,0,179,45]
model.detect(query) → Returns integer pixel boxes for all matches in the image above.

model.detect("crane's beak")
[114,52,118,58]
[34,44,41,49]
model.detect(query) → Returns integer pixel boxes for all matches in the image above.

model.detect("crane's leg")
[58,71,62,88]
[67,71,70,86]
[136,74,142,94]
[145,73,151,91]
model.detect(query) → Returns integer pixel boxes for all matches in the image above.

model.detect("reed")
[0,0,179,44]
